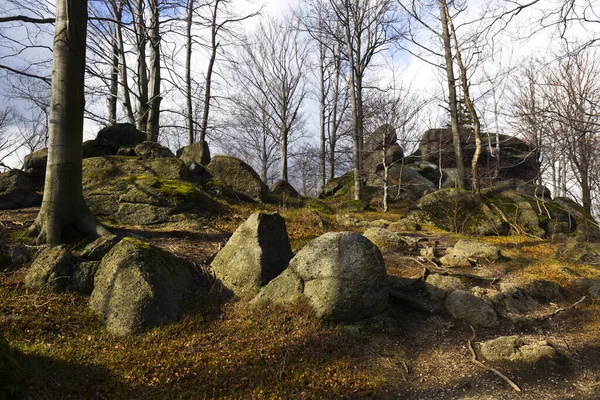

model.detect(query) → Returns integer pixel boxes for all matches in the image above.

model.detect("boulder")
[440,240,501,267]
[480,336,556,363]
[414,128,540,182]
[318,176,346,198]
[253,232,389,322]
[388,218,421,232]
[386,164,436,200]
[210,212,293,297]
[425,274,465,302]
[134,141,175,160]
[206,155,268,201]
[271,180,300,198]
[89,238,193,336]
[177,141,211,167]
[78,235,120,261]
[23,147,48,172]
[498,283,540,313]
[82,139,116,159]
[96,123,145,151]
[362,227,405,250]
[81,156,219,223]
[526,279,563,303]
[9,243,35,268]
[445,290,499,327]
[25,245,77,292]
[0,334,25,400]
[71,261,100,295]
[0,170,42,209]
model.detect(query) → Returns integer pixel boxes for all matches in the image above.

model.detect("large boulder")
[177,141,211,168]
[25,245,77,292]
[134,141,175,160]
[89,238,193,336]
[81,156,220,224]
[363,125,404,175]
[82,139,116,158]
[0,334,25,400]
[362,227,405,250]
[253,232,389,322]
[271,180,300,198]
[439,240,502,267]
[413,128,540,182]
[22,147,48,186]
[96,123,145,151]
[210,212,293,297]
[445,290,499,327]
[206,155,268,201]
[0,170,41,209]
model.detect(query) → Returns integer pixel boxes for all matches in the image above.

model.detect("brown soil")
[2,207,600,399]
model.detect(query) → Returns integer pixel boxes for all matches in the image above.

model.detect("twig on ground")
[467,326,522,392]
[539,296,586,319]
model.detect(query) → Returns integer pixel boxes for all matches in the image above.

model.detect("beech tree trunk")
[146,0,162,142]
[133,0,149,133]
[27,0,110,244]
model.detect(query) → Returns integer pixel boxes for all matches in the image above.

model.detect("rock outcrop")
[96,123,145,151]
[253,232,389,322]
[90,238,193,336]
[0,170,41,209]
[177,141,211,168]
[135,141,175,160]
[206,155,268,201]
[271,180,300,198]
[210,212,293,297]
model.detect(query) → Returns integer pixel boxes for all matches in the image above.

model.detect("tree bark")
[133,0,149,133]
[114,0,135,124]
[445,3,480,194]
[27,0,110,244]
[199,0,221,145]
[146,0,162,142]
[186,0,195,145]
[438,0,464,188]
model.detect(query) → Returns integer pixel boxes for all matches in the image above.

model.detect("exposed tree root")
[467,326,522,392]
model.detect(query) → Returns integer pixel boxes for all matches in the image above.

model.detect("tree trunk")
[134,0,149,133]
[280,128,288,182]
[109,20,118,124]
[114,0,135,124]
[438,0,464,188]
[445,3,480,194]
[185,0,194,145]
[199,0,220,145]
[318,40,327,189]
[146,0,161,142]
[27,0,110,244]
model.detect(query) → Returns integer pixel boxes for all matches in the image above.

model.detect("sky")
[0,0,597,170]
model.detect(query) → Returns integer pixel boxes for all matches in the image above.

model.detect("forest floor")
[1,205,600,399]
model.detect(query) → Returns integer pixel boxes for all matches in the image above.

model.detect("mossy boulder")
[177,141,211,167]
[22,147,47,187]
[89,238,194,336]
[82,157,220,224]
[0,334,25,400]
[445,290,499,327]
[271,180,300,198]
[134,141,175,160]
[211,212,293,297]
[82,139,116,158]
[206,156,268,200]
[362,227,405,250]
[96,123,145,151]
[480,336,556,363]
[25,245,77,292]
[0,170,42,209]
[253,232,389,322]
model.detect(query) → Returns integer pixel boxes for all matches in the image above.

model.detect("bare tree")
[26,0,110,244]
[228,17,308,183]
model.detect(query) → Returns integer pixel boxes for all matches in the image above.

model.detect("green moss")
[306,200,334,214]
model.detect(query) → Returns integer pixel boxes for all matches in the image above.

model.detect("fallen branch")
[467,326,522,392]
[540,296,586,319]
